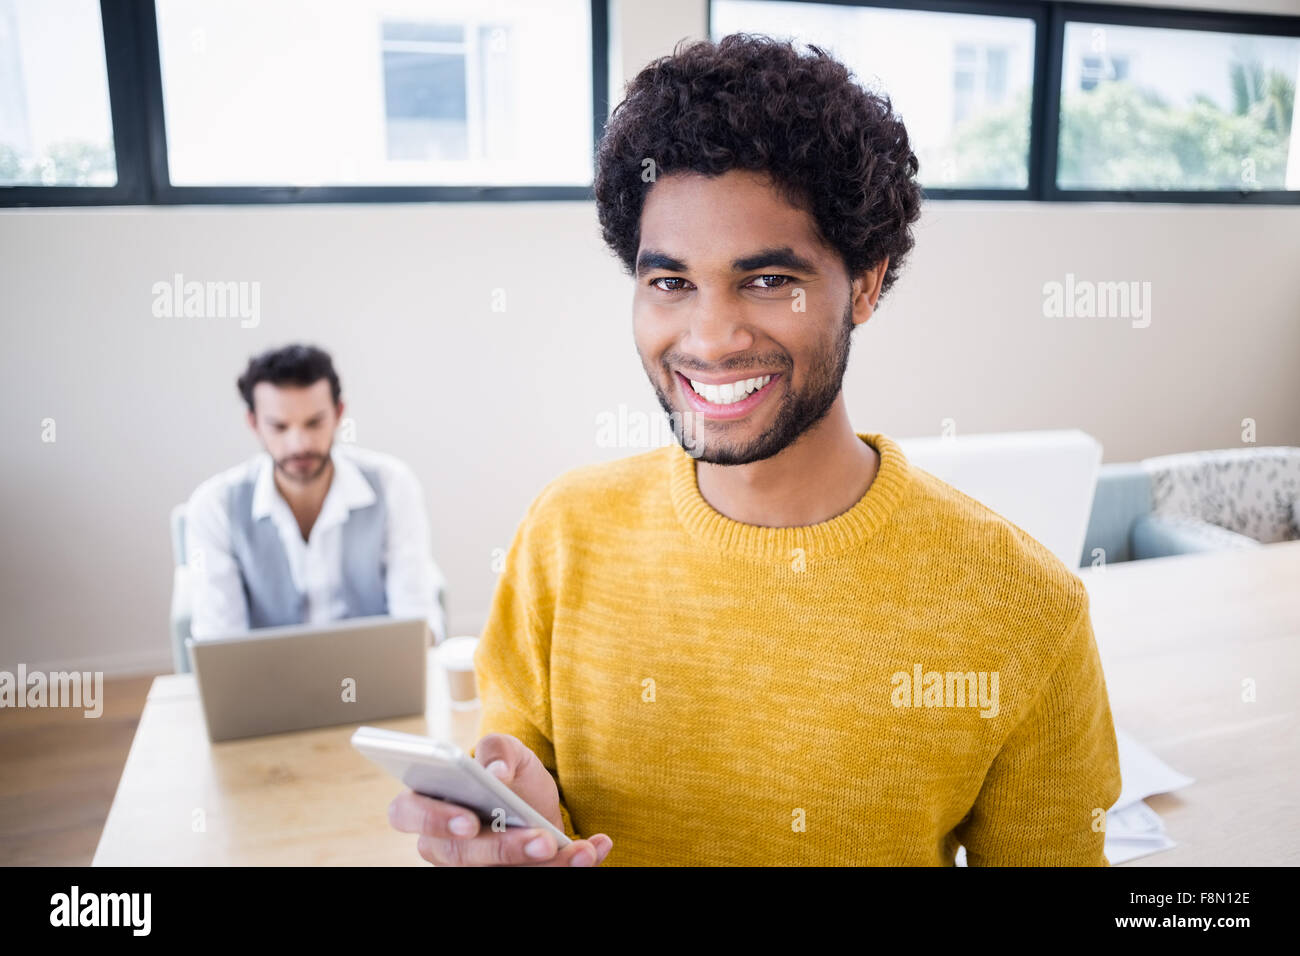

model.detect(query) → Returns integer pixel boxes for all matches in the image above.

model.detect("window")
[3,1,1297,205]
[1057,19,1300,192]
[382,22,473,162]
[154,0,594,188]
[380,20,516,166]
[0,0,605,204]
[711,0,1038,192]
[0,0,116,186]
[954,43,1011,127]
[710,0,1300,203]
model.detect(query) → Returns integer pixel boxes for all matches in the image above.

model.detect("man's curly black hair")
[595,33,923,300]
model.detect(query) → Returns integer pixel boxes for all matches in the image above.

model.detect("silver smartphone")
[352,726,572,847]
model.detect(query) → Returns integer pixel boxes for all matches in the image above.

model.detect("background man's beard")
[650,300,854,466]
[275,452,331,483]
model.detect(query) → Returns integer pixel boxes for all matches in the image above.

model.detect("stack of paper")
[1103,727,1194,864]
[952,726,1193,866]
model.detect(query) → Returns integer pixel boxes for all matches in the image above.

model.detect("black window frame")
[1,0,609,207]
[706,0,1300,205]
[1043,2,1300,203]
[4,0,1298,206]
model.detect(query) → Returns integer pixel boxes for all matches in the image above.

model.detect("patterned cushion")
[1141,446,1300,544]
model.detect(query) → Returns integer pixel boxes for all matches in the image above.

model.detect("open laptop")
[187,615,428,742]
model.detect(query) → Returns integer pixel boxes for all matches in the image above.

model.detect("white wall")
[2,0,1299,674]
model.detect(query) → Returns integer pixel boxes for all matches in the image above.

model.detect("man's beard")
[274,450,332,484]
[648,299,854,466]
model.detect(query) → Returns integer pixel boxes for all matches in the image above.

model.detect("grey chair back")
[1079,463,1152,567]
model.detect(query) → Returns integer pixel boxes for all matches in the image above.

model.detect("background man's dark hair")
[594,33,923,300]
[237,344,342,414]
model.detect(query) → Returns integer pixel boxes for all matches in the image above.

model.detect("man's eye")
[750,274,795,289]
[651,277,691,292]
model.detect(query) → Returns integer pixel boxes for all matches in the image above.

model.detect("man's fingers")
[521,835,614,868]
[411,826,614,866]
[388,790,481,838]
[413,826,567,866]
[472,732,529,782]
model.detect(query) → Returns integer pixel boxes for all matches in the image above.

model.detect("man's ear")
[850,257,890,328]
[246,410,258,434]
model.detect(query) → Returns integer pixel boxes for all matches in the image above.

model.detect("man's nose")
[683,291,754,362]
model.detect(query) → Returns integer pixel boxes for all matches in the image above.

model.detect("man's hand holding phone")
[386,732,614,867]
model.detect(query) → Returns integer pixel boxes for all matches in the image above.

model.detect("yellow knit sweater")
[471,432,1121,865]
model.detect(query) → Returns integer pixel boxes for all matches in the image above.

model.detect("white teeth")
[687,374,773,405]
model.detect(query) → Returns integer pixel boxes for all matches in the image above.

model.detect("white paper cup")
[435,635,479,705]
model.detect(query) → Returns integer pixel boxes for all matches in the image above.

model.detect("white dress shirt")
[185,444,446,643]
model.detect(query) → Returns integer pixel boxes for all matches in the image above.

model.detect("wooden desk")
[95,542,1300,865]
[1080,539,1300,866]
[93,653,480,865]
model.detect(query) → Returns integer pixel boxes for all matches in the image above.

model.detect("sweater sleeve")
[466,492,580,843]
[955,597,1122,865]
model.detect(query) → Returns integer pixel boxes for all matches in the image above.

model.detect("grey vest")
[227,463,389,628]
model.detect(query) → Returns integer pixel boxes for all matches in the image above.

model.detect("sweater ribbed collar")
[668,432,912,562]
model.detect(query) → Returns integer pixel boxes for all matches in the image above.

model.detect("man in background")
[185,343,446,644]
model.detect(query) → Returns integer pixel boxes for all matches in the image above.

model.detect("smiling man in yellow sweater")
[388,34,1122,867]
